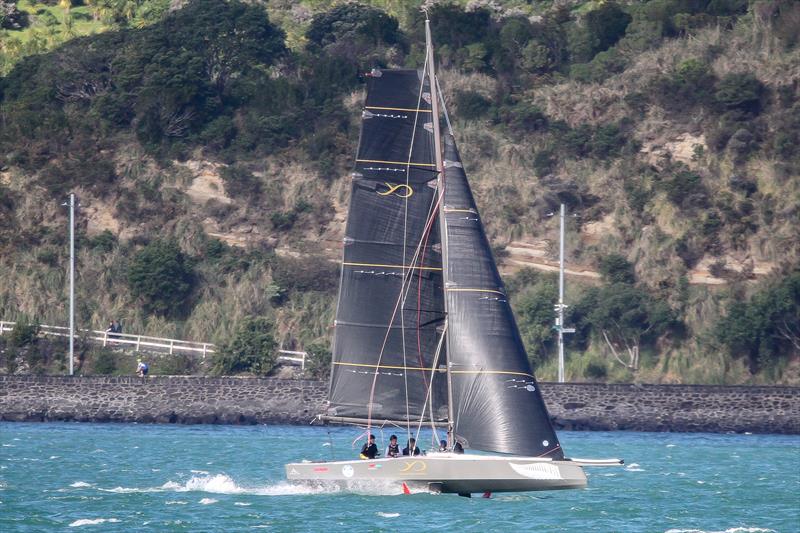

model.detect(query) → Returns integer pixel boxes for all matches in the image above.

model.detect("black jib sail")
[327,69,449,424]
[439,133,564,459]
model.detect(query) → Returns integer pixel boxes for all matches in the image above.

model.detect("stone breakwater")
[0,376,797,434]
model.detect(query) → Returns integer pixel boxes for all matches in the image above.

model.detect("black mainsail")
[328,69,448,424]
[326,36,562,459]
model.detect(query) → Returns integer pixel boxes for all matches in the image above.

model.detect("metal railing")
[0,321,306,368]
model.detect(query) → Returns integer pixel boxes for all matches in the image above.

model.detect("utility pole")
[65,193,75,376]
[554,204,575,383]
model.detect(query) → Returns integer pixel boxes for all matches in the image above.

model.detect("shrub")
[304,342,331,379]
[598,254,635,284]
[714,73,764,114]
[651,58,715,110]
[585,359,608,380]
[661,169,706,208]
[127,240,195,317]
[92,348,118,375]
[271,254,338,293]
[213,316,277,375]
[89,230,117,253]
[203,238,228,261]
[9,318,39,347]
[726,128,756,160]
[220,164,261,200]
[454,90,492,120]
[533,149,557,177]
[624,177,653,212]
[155,353,196,375]
[270,211,298,231]
[498,101,548,134]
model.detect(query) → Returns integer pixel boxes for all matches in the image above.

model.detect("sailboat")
[285,17,622,496]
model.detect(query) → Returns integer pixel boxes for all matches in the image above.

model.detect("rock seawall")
[1,376,797,434]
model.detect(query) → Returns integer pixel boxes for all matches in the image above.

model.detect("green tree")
[514,275,558,368]
[127,240,195,317]
[304,342,331,380]
[716,271,800,371]
[584,2,631,55]
[588,283,677,370]
[305,2,402,72]
[213,316,277,375]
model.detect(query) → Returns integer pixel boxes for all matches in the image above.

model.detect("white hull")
[285,453,589,495]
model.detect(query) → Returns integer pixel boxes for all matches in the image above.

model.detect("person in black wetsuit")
[402,437,421,456]
[360,434,378,459]
[385,435,401,458]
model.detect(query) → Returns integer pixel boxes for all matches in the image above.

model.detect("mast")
[425,16,455,447]
[558,203,565,383]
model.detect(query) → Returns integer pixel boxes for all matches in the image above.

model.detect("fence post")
[103,330,108,347]
[302,352,306,371]
[202,344,207,360]
[169,340,174,355]
[136,336,141,352]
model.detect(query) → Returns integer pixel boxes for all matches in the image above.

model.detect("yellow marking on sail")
[377,182,414,198]
[334,361,532,379]
[343,262,442,271]
[356,159,436,167]
[333,361,443,372]
[366,106,432,113]
[451,369,535,379]
[446,288,506,297]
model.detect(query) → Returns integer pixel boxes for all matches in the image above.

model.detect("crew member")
[402,437,421,456]
[360,434,378,459]
[385,435,401,458]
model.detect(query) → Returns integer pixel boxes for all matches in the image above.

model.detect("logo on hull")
[399,461,427,473]
[509,463,562,480]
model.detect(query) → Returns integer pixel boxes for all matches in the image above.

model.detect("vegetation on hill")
[0,0,798,384]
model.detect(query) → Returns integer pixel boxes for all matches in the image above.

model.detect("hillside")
[0,0,798,383]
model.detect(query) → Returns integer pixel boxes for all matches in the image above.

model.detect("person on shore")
[385,435,401,458]
[136,359,149,380]
[360,434,378,459]
[402,437,421,456]
[107,320,122,343]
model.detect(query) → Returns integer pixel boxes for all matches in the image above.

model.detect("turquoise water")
[0,423,798,532]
